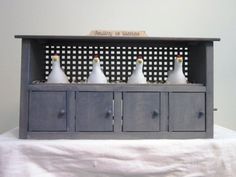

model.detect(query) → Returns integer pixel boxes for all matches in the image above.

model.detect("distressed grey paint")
[16,36,218,139]
[205,42,214,138]
[123,92,160,132]
[28,84,206,92]
[169,92,205,132]
[160,92,169,131]
[29,91,67,131]
[67,91,76,132]
[114,92,122,132]
[19,39,31,138]
[27,131,210,139]
[15,35,220,42]
[76,92,113,132]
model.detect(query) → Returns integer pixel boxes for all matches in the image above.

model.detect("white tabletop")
[0,125,236,177]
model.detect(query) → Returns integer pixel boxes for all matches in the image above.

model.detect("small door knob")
[152,110,159,118]
[198,112,204,119]
[106,109,112,118]
[59,109,66,115]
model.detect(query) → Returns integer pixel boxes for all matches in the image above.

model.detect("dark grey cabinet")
[76,92,113,132]
[29,91,67,131]
[16,35,219,139]
[169,93,206,132]
[123,92,160,132]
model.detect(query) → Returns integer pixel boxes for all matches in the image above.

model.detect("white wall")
[0,0,235,133]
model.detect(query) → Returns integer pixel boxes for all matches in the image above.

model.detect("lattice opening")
[44,44,189,83]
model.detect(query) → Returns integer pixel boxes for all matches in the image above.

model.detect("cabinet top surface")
[15,35,220,42]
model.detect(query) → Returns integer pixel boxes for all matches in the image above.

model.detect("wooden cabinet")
[123,92,160,132]
[29,91,67,131]
[16,35,219,139]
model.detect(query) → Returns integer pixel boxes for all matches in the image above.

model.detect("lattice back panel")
[44,43,189,83]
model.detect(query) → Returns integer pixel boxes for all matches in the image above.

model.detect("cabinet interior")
[29,39,207,85]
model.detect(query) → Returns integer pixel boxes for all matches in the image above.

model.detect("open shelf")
[16,35,220,85]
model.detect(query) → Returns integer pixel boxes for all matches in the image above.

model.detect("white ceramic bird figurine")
[87,56,107,84]
[47,55,69,83]
[166,55,187,84]
[128,57,147,84]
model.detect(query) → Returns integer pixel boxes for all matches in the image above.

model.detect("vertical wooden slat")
[67,91,75,132]
[160,92,169,131]
[168,92,174,132]
[114,92,122,132]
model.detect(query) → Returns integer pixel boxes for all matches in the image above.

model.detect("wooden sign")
[89,30,148,37]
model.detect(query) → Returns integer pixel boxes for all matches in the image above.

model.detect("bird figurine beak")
[52,55,60,62]
[176,56,183,63]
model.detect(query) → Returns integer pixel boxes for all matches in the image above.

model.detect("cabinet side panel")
[206,42,214,138]
[29,40,45,82]
[19,40,31,138]
[188,44,206,85]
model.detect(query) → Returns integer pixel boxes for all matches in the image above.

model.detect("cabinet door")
[169,93,205,132]
[29,92,67,131]
[123,92,160,132]
[76,92,113,132]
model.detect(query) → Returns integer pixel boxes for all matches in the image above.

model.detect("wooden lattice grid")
[44,43,189,83]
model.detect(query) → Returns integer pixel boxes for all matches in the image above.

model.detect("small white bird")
[87,56,107,84]
[128,57,147,84]
[166,55,187,84]
[47,55,69,83]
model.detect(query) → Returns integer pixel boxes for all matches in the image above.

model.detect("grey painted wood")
[114,92,122,132]
[29,91,67,131]
[169,93,206,132]
[28,84,206,92]
[27,131,210,139]
[120,85,206,92]
[160,92,169,131]
[205,42,214,138]
[17,36,218,139]
[67,91,76,132]
[19,39,31,138]
[188,45,206,84]
[15,35,220,42]
[29,40,45,83]
[123,92,160,132]
[76,92,113,132]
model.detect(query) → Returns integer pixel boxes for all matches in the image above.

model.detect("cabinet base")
[23,131,213,139]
